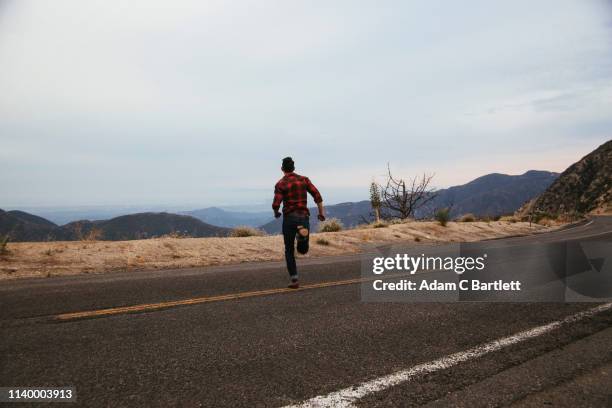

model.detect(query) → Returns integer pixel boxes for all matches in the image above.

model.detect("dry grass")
[500,215,518,223]
[315,238,330,246]
[230,226,265,237]
[0,221,556,280]
[318,218,343,232]
[459,213,476,222]
[536,217,558,227]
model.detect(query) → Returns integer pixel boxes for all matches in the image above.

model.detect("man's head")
[281,157,295,173]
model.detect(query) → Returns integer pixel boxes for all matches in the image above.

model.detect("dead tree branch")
[379,164,437,219]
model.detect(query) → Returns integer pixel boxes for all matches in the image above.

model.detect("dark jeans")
[282,213,310,278]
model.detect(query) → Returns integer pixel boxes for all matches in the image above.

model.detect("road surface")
[1,217,611,407]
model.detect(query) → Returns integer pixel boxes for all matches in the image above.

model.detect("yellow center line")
[54,275,395,321]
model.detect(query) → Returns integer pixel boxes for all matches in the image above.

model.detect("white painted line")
[284,303,612,408]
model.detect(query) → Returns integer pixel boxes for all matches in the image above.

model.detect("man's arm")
[305,178,326,221]
[272,183,283,218]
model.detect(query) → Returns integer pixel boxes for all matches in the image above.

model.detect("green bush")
[434,208,451,227]
[318,218,343,232]
[230,226,265,237]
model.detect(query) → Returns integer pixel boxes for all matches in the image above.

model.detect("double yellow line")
[54,275,380,321]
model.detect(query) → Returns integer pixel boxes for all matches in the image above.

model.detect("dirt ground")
[0,221,555,280]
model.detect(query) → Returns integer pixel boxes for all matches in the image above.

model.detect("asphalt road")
[1,217,611,407]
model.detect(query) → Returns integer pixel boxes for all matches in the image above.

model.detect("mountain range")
[1,169,560,241]
[0,211,229,242]
[427,170,559,218]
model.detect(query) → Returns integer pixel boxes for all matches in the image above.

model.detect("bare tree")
[379,164,437,219]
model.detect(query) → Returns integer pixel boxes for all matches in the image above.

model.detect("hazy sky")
[1,0,611,208]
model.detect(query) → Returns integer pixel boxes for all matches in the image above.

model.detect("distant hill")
[182,207,273,228]
[24,207,162,226]
[0,209,58,241]
[58,212,230,241]
[0,211,230,242]
[426,170,559,218]
[524,140,612,215]
[260,170,558,234]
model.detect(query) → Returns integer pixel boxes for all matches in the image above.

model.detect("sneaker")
[288,278,299,289]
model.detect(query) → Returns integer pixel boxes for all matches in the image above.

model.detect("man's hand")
[274,211,282,219]
[316,202,326,222]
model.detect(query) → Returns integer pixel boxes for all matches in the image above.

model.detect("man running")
[273,157,326,289]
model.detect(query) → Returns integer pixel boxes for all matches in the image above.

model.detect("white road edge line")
[284,302,612,408]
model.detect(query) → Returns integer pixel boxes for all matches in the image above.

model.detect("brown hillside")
[528,140,611,216]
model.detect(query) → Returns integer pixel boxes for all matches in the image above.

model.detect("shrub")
[0,235,9,255]
[161,231,187,239]
[83,227,103,241]
[536,217,556,227]
[531,211,558,224]
[434,208,451,226]
[371,221,388,228]
[318,218,343,232]
[316,238,330,246]
[557,211,585,223]
[459,213,475,222]
[230,226,265,237]
[388,218,411,225]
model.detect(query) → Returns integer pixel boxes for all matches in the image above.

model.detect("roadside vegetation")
[459,213,475,222]
[434,208,451,226]
[1,220,554,280]
[230,226,266,237]
[370,164,437,221]
[318,218,343,232]
[0,234,9,255]
[315,238,330,246]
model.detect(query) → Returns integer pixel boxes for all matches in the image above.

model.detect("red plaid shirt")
[273,173,323,216]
